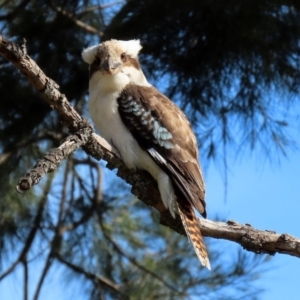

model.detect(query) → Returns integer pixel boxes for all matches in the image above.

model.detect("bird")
[82,39,210,269]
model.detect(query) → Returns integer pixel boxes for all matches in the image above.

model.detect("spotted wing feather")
[117,84,206,217]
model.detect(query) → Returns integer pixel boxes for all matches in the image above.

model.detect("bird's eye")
[93,56,101,65]
[120,53,127,62]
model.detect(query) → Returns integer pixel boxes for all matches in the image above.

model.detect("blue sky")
[205,147,300,300]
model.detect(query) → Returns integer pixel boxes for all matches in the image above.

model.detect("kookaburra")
[82,39,210,269]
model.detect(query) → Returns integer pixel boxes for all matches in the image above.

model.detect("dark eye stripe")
[121,53,127,62]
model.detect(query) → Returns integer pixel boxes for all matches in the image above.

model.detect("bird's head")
[82,39,149,88]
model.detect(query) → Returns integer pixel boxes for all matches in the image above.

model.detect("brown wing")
[117,84,206,217]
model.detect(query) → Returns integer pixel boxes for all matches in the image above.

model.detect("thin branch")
[16,126,92,193]
[73,157,103,203]
[58,159,102,233]
[51,5,103,36]
[60,156,71,221]
[32,252,53,300]
[34,199,66,299]
[0,175,52,280]
[95,163,103,204]
[0,0,30,21]
[0,131,63,167]
[22,258,29,300]
[55,254,124,296]
[33,162,70,300]
[98,217,184,295]
[78,1,125,16]
[73,166,95,200]
[1,34,300,260]
[0,252,21,280]
[59,205,95,234]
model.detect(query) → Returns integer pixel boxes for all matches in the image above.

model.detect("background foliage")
[0,0,300,299]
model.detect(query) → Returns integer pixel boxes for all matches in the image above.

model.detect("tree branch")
[199,219,300,258]
[0,175,52,280]
[50,5,103,36]
[22,258,29,300]
[0,0,30,21]
[16,123,93,193]
[55,254,123,296]
[1,34,300,260]
[78,1,125,16]
[97,216,184,295]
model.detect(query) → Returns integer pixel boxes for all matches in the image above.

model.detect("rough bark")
[1,34,300,259]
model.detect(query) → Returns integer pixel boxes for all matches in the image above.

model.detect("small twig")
[51,5,103,36]
[0,132,63,167]
[37,219,67,294]
[16,123,93,193]
[78,1,125,16]
[0,258,20,281]
[60,157,71,220]
[98,216,183,295]
[55,254,124,296]
[22,258,29,300]
[95,164,103,204]
[73,157,103,203]
[33,167,70,300]
[32,252,53,300]
[58,159,102,234]
[0,0,30,21]
[59,206,95,234]
[0,175,52,280]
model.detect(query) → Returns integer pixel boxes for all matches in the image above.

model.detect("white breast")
[88,72,161,178]
[88,71,177,217]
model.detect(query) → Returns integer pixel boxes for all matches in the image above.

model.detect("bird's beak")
[101,57,122,75]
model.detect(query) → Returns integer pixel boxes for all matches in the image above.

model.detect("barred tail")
[178,205,211,270]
